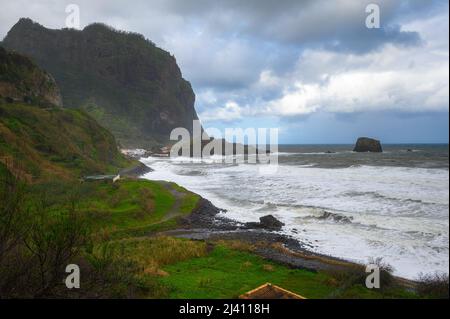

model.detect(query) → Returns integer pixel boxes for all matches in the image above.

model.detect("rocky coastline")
[139,162,418,286]
[165,198,369,273]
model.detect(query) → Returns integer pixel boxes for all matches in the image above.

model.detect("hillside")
[0,48,130,181]
[0,46,62,107]
[2,18,200,148]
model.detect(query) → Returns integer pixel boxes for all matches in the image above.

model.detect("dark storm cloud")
[0,0,447,142]
[151,0,426,53]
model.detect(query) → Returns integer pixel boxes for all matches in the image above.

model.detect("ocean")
[141,144,449,280]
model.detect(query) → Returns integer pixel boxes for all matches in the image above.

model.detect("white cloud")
[263,33,449,116]
[199,101,245,122]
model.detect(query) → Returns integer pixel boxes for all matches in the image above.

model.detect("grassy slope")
[0,102,130,181]
[27,178,200,237]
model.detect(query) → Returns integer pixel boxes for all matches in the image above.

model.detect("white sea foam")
[141,156,449,280]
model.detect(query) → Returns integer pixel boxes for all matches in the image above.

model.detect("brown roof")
[239,283,306,299]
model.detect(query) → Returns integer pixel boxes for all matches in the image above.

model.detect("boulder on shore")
[245,215,285,231]
[353,137,383,153]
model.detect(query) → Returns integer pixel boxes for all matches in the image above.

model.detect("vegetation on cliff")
[0,102,130,181]
[0,47,62,107]
[2,18,199,148]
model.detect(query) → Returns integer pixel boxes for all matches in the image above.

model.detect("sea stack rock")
[353,137,383,153]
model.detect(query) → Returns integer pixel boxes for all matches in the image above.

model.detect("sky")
[0,0,448,143]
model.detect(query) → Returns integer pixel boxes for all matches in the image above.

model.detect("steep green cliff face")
[0,48,130,181]
[0,46,62,107]
[2,18,199,148]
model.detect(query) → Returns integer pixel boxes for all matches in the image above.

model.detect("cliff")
[2,18,199,148]
[0,46,62,107]
[0,47,131,181]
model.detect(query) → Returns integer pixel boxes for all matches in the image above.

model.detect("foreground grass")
[104,237,418,299]
[158,245,417,299]
[160,244,330,299]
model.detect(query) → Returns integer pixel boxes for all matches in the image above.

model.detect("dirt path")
[157,181,187,222]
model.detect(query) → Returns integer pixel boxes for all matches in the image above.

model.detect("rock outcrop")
[2,18,200,148]
[353,137,383,153]
[0,47,62,107]
[245,215,285,231]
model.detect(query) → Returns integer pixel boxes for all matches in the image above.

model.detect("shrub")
[417,272,449,299]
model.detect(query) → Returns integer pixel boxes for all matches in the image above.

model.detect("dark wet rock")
[119,162,153,177]
[180,198,237,230]
[318,211,353,224]
[245,215,285,231]
[353,137,383,153]
[260,215,285,230]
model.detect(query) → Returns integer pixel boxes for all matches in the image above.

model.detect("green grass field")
[26,178,200,239]
[96,235,419,299]
[160,245,331,299]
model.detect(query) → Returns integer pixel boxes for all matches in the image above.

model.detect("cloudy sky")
[1,0,448,143]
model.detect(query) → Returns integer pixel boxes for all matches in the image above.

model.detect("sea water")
[141,144,449,279]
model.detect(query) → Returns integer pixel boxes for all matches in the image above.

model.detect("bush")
[0,172,88,298]
[325,257,395,298]
[417,272,449,299]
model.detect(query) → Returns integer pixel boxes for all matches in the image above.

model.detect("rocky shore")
[164,198,363,273]
[139,161,418,286]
